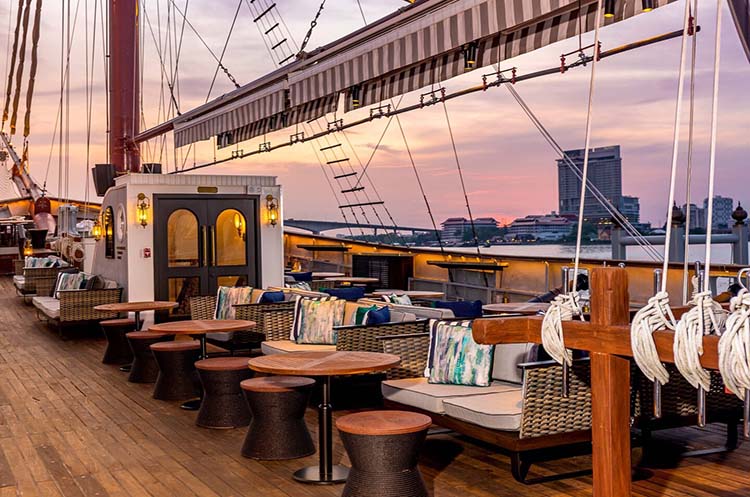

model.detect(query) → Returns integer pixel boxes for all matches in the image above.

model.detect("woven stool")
[151,341,202,401]
[126,331,173,383]
[100,318,136,365]
[336,411,431,497]
[240,376,315,460]
[195,357,255,429]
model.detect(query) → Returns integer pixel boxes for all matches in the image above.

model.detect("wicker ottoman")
[125,331,174,383]
[100,318,136,365]
[336,411,431,497]
[195,357,255,429]
[240,376,315,460]
[150,340,202,401]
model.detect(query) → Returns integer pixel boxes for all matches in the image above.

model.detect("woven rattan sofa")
[33,287,123,337]
[14,259,69,300]
[379,330,742,483]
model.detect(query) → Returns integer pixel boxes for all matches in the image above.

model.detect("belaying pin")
[561,362,570,398]
[697,387,707,427]
[653,381,662,419]
[743,390,750,440]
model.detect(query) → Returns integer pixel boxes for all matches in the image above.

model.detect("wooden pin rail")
[472,267,722,497]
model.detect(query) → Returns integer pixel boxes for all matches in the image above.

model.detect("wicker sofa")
[13,259,69,299]
[380,328,742,483]
[33,286,123,337]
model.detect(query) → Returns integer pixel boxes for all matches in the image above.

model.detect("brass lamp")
[22,239,33,257]
[91,219,103,240]
[266,194,279,227]
[136,193,150,228]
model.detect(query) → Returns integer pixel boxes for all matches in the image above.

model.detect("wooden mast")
[109,0,140,173]
[472,267,723,497]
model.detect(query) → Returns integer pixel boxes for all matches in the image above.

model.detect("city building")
[507,213,572,241]
[681,203,707,231]
[558,145,622,222]
[440,217,499,244]
[619,196,640,224]
[704,195,734,230]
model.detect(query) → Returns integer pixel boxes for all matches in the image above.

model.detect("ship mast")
[109,0,140,173]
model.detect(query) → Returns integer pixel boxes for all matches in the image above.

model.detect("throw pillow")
[259,291,285,303]
[433,300,483,319]
[364,306,390,325]
[214,286,254,319]
[54,271,83,298]
[286,281,312,291]
[382,294,413,305]
[355,305,378,325]
[425,319,494,386]
[291,297,345,344]
[85,275,106,290]
[323,287,365,301]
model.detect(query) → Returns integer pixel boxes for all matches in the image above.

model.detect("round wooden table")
[372,290,445,300]
[95,301,179,331]
[323,277,380,285]
[95,301,179,372]
[311,272,345,278]
[248,351,400,485]
[150,319,256,410]
[482,302,550,315]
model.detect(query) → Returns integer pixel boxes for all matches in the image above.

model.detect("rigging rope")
[10,0,32,136]
[541,0,604,368]
[631,0,694,391]
[298,0,326,56]
[2,0,24,130]
[674,0,727,396]
[206,0,242,100]
[22,0,42,140]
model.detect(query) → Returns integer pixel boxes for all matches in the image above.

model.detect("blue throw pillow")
[324,287,366,301]
[291,272,313,282]
[259,291,285,303]
[434,300,483,319]
[365,306,390,325]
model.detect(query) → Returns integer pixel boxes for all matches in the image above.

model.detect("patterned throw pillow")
[285,281,312,291]
[382,294,413,305]
[54,271,84,298]
[291,297,345,345]
[214,286,254,319]
[425,319,494,387]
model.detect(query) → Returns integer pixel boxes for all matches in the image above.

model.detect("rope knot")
[541,291,583,367]
[631,292,676,385]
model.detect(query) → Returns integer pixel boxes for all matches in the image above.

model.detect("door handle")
[209,225,217,267]
[201,225,208,267]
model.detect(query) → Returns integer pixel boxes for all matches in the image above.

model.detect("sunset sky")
[1,0,749,229]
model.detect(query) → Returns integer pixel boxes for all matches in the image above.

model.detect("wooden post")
[589,267,631,497]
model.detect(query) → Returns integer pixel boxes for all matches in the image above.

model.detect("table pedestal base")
[293,465,349,485]
[180,398,202,411]
[119,364,132,372]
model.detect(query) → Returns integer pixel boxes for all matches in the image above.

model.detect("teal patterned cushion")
[425,319,494,387]
[54,272,84,298]
[382,294,412,305]
[214,286,254,319]
[291,297,345,345]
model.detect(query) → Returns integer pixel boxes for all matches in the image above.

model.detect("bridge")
[284,219,438,235]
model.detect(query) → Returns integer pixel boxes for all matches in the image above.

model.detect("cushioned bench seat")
[381,377,521,414]
[32,296,60,319]
[442,390,524,431]
[260,340,337,355]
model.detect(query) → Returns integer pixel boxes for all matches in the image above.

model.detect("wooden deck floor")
[1,278,749,497]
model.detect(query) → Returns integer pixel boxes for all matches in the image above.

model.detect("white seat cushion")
[260,340,337,355]
[492,343,535,384]
[381,377,521,414]
[32,296,60,320]
[442,390,523,431]
[13,275,25,289]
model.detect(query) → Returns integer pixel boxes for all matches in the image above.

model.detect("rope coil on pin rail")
[630,0,694,407]
[540,0,604,375]
[673,0,728,426]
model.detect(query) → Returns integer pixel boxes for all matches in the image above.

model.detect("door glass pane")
[215,209,247,267]
[168,277,200,316]
[168,209,200,267]
[217,275,249,288]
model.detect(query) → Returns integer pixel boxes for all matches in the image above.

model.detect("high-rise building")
[619,196,640,224]
[558,145,622,222]
[681,203,707,231]
[703,195,734,230]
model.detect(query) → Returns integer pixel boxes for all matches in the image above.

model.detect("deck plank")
[0,277,748,496]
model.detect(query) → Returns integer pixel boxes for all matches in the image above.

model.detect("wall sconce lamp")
[22,238,33,257]
[136,193,150,228]
[233,212,246,240]
[266,194,279,227]
[91,218,103,241]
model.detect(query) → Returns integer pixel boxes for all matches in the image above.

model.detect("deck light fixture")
[350,85,361,108]
[463,42,478,71]
[136,193,150,228]
[266,194,279,227]
[91,219,103,241]
[642,0,654,11]
[233,212,246,239]
[22,239,32,257]
[604,0,616,18]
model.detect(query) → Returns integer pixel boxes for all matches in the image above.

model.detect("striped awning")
[173,81,288,148]
[288,0,675,112]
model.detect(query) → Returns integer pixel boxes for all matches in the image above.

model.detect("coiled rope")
[541,0,603,366]
[718,288,750,399]
[630,0,693,391]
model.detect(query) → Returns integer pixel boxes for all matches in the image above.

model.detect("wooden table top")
[148,319,255,336]
[248,351,400,377]
[482,303,550,315]
[323,277,379,283]
[372,290,445,299]
[311,272,345,278]
[95,301,179,312]
[336,411,432,436]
